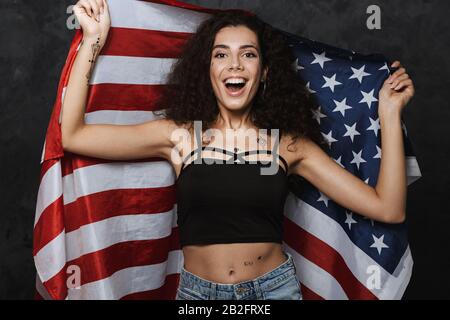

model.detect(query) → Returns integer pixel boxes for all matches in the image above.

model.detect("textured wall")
[0,0,448,299]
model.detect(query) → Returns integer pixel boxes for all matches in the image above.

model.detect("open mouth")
[223,77,248,96]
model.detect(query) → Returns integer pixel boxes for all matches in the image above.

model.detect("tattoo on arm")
[86,36,101,85]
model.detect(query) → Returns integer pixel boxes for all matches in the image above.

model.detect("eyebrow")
[212,44,259,51]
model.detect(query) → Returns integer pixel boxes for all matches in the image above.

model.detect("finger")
[391,73,409,89]
[394,79,413,91]
[79,0,92,18]
[397,84,414,98]
[391,60,401,68]
[102,0,109,16]
[87,0,100,21]
[95,0,103,14]
[388,67,406,83]
[73,3,86,16]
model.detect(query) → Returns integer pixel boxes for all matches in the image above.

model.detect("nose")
[228,56,243,71]
[228,64,243,71]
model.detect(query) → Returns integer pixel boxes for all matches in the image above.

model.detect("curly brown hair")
[156,10,329,153]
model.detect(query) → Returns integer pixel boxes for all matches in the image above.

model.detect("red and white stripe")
[283,193,413,300]
[34,0,420,299]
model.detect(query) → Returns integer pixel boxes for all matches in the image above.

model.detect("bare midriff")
[182,242,287,284]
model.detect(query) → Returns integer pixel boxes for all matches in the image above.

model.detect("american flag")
[282,32,421,299]
[34,0,421,300]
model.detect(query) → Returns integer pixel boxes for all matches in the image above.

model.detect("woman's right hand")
[73,0,111,45]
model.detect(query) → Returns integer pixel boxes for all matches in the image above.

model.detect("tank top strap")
[202,146,237,157]
[180,147,200,172]
[179,146,289,174]
[239,149,289,173]
[277,154,289,173]
[180,146,235,172]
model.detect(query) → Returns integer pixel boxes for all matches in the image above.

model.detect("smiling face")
[210,25,267,113]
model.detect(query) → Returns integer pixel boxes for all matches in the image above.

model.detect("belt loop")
[253,279,263,300]
[289,252,298,274]
[210,283,216,300]
[285,251,295,272]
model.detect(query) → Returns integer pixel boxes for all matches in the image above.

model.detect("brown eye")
[214,53,226,58]
[244,52,257,58]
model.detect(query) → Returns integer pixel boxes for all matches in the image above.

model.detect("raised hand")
[73,0,111,46]
[378,60,415,118]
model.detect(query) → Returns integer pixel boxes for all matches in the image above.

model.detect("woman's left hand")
[378,60,415,118]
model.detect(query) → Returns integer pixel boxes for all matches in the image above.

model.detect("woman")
[65,0,415,300]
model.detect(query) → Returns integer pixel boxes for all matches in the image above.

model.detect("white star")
[364,177,370,184]
[349,65,371,83]
[322,130,338,147]
[334,156,345,168]
[345,211,357,230]
[366,117,380,137]
[359,89,378,109]
[379,62,390,74]
[317,191,330,207]
[343,122,361,142]
[311,51,332,69]
[373,145,381,159]
[312,106,327,124]
[322,74,342,92]
[332,98,352,117]
[305,81,316,94]
[350,149,367,170]
[293,58,305,72]
[370,234,389,255]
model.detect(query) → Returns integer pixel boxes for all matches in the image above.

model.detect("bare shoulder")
[279,133,319,175]
[148,118,193,164]
[279,133,309,160]
[144,118,190,140]
[149,117,185,130]
[140,118,192,160]
[161,119,194,143]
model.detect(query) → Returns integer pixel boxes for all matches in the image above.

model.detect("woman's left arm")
[292,60,415,224]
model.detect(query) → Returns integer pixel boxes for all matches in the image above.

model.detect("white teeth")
[225,78,246,84]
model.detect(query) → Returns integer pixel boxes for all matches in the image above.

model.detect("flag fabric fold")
[34,0,421,300]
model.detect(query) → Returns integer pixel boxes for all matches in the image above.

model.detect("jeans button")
[236,287,246,294]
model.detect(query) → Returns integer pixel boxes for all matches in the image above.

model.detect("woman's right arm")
[61,0,175,161]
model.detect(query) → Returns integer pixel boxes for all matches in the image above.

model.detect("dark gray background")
[0,0,449,299]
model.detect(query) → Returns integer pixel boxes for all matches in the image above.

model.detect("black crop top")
[175,146,290,248]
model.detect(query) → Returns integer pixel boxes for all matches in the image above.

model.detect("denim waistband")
[179,251,297,294]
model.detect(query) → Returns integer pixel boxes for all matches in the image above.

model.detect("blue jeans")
[175,251,302,300]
